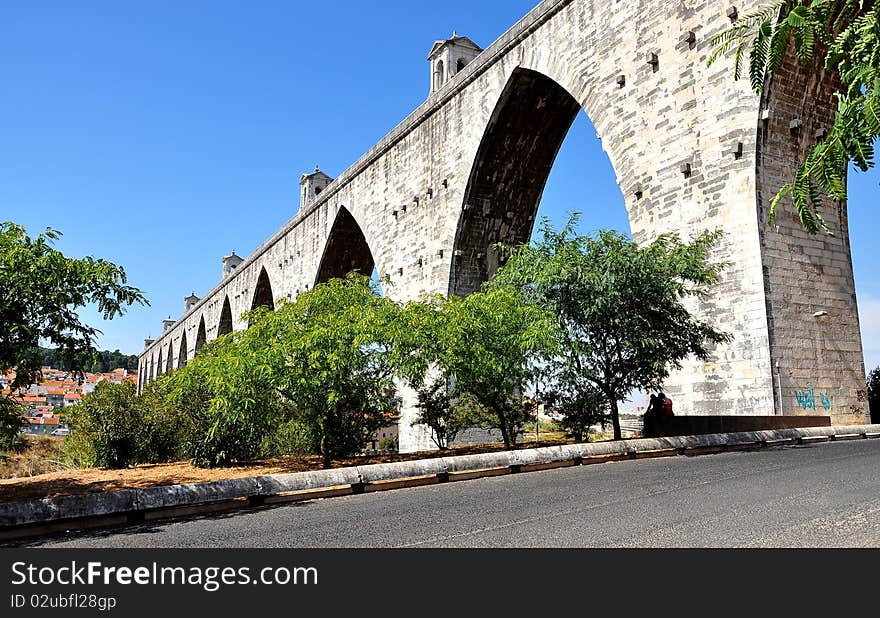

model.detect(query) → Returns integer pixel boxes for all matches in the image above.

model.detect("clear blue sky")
[2,0,878,372]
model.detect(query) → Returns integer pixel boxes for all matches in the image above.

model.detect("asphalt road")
[28,439,880,548]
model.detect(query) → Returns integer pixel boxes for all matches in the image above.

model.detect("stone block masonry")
[139,0,868,453]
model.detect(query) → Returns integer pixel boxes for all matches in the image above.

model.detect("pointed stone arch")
[450,67,589,296]
[217,296,233,338]
[165,343,174,374]
[251,267,275,312]
[157,350,164,377]
[149,355,155,382]
[195,316,207,355]
[315,206,375,285]
[178,331,189,369]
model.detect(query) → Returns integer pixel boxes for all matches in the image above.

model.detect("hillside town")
[1,367,138,437]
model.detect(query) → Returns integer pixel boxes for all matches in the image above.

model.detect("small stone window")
[457,57,469,73]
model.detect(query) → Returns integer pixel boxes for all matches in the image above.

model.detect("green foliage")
[260,419,319,458]
[0,397,26,453]
[65,380,189,469]
[255,274,402,467]
[377,436,398,452]
[490,215,731,440]
[168,274,402,468]
[64,382,141,469]
[136,377,192,464]
[546,388,606,443]
[708,1,880,234]
[868,367,880,423]
[0,222,147,391]
[412,378,475,450]
[166,333,279,468]
[36,346,139,373]
[403,288,558,449]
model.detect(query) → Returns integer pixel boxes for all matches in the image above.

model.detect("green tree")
[412,378,474,450]
[428,288,557,449]
[545,387,606,443]
[491,215,731,441]
[868,366,880,424]
[0,222,147,391]
[708,1,879,234]
[169,274,403,469]
[166,329,279,468]
[256,275,402,468]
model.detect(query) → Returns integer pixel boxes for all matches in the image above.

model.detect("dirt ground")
[0,433,573,504]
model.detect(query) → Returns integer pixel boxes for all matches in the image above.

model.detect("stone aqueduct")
[139,0,868,452]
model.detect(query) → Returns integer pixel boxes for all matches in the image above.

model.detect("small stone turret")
[184,292,200,312]
[427,32,482,94]
[162,317,176,332]
[144,337,155,349]
[222,251,244,279]
[300,166,334,211]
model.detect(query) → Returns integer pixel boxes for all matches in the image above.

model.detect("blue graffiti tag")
[820,392,833,412]
[795,386,816,411]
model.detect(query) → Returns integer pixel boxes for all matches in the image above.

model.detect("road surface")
[27,439,880,548]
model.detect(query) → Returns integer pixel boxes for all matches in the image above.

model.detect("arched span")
[195,317,207,354]
[178,331,189,369]
[165,343,174,374]
[251,267,275,313]
[217,296,233,337]
[156,350,164,377]
[149,355,155,382]
[315,206,375,285]
[449,67,585,296]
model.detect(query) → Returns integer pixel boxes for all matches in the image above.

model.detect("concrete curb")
[2,424,878,540]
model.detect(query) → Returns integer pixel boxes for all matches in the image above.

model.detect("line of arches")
[142,70,591,391]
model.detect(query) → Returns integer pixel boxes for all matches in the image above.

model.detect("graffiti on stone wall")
[794,383,843,413]
[795,386,817,411]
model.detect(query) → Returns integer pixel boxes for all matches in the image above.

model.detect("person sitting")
[643,394,661,438]
[658,392,674,417]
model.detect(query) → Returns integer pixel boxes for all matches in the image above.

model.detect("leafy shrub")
[137,377,192,464]
[166,334,278,468]
[64,382,139,469]
[261,417,319,458]
[0,397,26,453]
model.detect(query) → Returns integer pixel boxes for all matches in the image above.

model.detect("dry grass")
[0,436,70,481]
[0,435,580,504]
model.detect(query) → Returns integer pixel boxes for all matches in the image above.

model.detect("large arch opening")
[217,296,233,338]
[315,206,376,285]
[178,331,189,369]
[157,350,164,377]
[149,355,155,382]
[165,344,174,374]
[195,317,207,355]
[449,67,627,296]
[251,267,275,313]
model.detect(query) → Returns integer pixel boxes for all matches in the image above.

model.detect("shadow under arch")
[251,267,275,313]
[217,296,233,338]
[195,316,207,354]
[450,67,612,296]
[165,343,174,374]
[149,355,155,382]
[178,331,189,369]
[156,350,164,377]
[315,206,376,285]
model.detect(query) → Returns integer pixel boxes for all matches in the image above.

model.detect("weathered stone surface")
[138,0,868,453]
